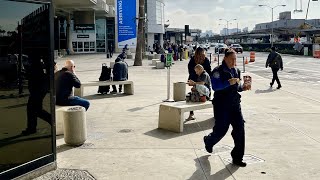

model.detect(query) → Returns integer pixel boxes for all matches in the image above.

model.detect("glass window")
[0,0,54,176]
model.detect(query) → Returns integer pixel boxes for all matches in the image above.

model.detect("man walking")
[266,47,283,89]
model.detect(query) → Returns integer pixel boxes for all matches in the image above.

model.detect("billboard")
[116,0,137,48]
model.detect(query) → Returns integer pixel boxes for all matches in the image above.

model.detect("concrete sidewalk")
[38,54,320,180]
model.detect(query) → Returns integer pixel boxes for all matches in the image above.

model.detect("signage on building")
[77,34,90,38]
[116,0,137,48]
[74,24,95,31]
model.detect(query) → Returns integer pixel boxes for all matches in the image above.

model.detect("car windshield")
[232,44,241,47]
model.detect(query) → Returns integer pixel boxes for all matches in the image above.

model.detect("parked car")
[230,44,243,53]
[215,43,228,54]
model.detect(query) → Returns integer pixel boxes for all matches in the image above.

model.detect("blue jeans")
[68,96,90,111]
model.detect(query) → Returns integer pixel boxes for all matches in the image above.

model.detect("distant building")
[254,11,320,31]
[200,30,215,37]
[243,27,249,33]
[220,28,241,35]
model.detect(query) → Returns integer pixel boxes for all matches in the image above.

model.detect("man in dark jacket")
[112,58,128,93]
[266,47,283,89]
[55,60,90,110]
[204,48,249,167]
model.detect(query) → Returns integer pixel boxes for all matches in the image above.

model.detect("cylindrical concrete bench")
[173,82,186,101]
[63,106,87,146]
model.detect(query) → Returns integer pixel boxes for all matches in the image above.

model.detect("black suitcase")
[97,63,111,94]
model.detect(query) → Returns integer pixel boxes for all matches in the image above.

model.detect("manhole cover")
[118,129,133,133]
[34,168,95,180]
[78,143,95,148]
[224,154,265,165]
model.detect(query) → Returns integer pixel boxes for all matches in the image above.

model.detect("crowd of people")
[52,43,285,168]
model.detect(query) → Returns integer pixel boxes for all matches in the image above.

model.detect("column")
[147,33,155,49]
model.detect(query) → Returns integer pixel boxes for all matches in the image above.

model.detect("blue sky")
[164,0,320,33]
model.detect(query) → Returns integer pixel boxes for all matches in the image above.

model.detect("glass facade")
[0,0,55,179]
[96,19,106,52]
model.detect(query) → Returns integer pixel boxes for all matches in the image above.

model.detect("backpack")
[97,63,111,94]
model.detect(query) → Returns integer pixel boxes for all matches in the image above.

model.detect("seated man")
[112,57,128,93]
[55,60,90,110]
[186,64,211,120]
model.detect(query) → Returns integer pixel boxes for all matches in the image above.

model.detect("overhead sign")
[77,34,90,38]
[166,53,173,67]
[116,0,137,48]
[74,24,95,31]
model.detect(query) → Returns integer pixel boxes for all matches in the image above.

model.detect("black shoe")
[21,129,36,136]
[111,90,117,94]
[277,85,282,89]
[203,136,213,153]
[270,83,273,87]
[232,160,247,167]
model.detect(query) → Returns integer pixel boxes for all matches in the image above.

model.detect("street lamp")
[259,4,286,47]
[219,18,237,35]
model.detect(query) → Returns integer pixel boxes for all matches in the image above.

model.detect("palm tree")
[134,0,145,66]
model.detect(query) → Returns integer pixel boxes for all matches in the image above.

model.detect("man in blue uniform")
[203,48,250,167]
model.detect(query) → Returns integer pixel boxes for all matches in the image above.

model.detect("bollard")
[63,106,87,146]
[173,82,186,101]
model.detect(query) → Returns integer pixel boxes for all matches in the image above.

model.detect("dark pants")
[271,68,281,86]
[112,85,123,92]
[180,52,183,61]
[206,104,245,161]
[27,89,51,131]
[68,96,90,111]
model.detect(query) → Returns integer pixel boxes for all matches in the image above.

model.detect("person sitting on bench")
[55,60,90,110]
[111,57,128,93]
[186,64,211,120]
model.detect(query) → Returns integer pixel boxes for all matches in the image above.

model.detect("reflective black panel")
[0,0,54,176]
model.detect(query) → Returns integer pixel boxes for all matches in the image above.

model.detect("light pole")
[259,4,286,47]
[219,18,237,35]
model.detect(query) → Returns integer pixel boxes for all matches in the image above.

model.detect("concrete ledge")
[148,54,154,60]
[158,101,213,132]
[127,54,133,59]
[75,81,134,97]
[156,62,165,69]
[152,59,160,66]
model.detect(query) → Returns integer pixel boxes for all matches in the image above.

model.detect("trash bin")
[63,106,87,146]
[173,82,186,101]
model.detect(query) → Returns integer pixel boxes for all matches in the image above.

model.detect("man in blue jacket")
[204,48,249,167]
[112,58,128,93]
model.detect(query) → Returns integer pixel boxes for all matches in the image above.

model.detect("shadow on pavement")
[255,87,276,94]
[56,144,75,154]
[188,155,239,180]
[127,102,162,112]
[84,93,131,100]
[144,118,214,140]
